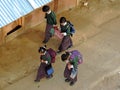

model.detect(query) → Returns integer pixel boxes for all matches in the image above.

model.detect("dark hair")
[42,5,50,12]
[61,52,70,61]
[59,17,66,23]
[38,46,46,53]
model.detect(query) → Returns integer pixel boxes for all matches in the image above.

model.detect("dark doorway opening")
[7,25,22,35]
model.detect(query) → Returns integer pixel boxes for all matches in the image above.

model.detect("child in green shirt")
[34,46,53,82]
[42,5,57,43]
[61,51,79,86]
[57,17,73,53]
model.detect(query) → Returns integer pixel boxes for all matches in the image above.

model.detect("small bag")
[49,28,55,36]
[45,64,54,75]
[70,69,77,79]
[54,26,64,39]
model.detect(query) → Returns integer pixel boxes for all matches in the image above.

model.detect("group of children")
[34,5,83,86]
[42,5,73,53]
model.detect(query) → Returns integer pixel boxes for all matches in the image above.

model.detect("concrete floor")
[0,1,120,90]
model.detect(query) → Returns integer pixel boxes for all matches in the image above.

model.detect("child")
[34,46,53,82]
[57,17,73,53]
[42,5,57,43]
[61,51,81,86]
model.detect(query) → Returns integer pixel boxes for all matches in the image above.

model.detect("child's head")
[60,17,67,26]
[61,52,70,62]
[38,46,46,55]
[42,5,50,12]
[60,17,66,23]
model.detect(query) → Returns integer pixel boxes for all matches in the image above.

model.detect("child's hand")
[67,63,73,70]
[41,60,44,63]
[67,64,71,70]
[53,25,57,27]
[62,32,67,36]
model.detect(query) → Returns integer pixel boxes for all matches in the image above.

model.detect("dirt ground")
[92,70,120,90]
[0,0,120,90]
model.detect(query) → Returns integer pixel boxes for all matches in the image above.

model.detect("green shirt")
[45,11,57,25]
[41,52,51,64]
[69,56,79,70]
[60,22,71,35]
